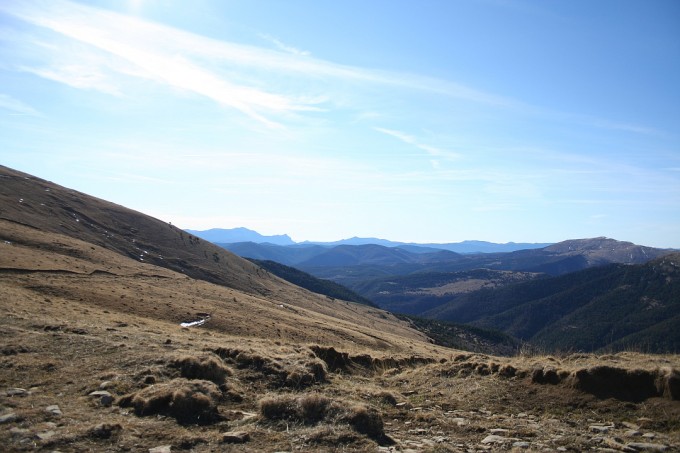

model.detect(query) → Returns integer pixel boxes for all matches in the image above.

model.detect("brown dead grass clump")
[568,366,661,402]
[119,378,222,424]
[285,358,328,388]
[258,393,387,441]
[213,347,326,389]
[259,393,331,423]
[169,354,233,384]
[343,404,384,438]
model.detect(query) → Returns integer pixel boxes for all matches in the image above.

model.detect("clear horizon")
[1,1,679,248]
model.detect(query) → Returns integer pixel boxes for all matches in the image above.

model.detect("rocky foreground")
[1,291,678,452]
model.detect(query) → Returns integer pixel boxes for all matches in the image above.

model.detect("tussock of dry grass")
[258,392,387,441]
[118,378,223,424]
[169,353,233,384]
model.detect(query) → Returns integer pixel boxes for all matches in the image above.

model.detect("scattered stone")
[637,418,654,428]
[99,381,113,390]
[603,437,636,452]
[89,390,114,406]
[10,427,30,437]
[45,405,62,416]
[481,434,511,444]
[642,433,657,439]
[0,412,18,424]
[489,428,510,435]
[590,424,613,433]
[625,430,643,437]
[6,388,29,397]
[149,446,172,453]
[627,443,668,452]
[36,430,57,441]
[89,423,122,439]
[221,431,250,444]
[623,421,641,430]
[513,441,530,448]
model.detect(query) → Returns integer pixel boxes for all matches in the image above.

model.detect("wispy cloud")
[21,64,122,96]
[0,0,526,129]
[0,93,40,116]
[0,0,323,128]
[374,127,461,162]
[0,0,659,135]
[259,34,310,56]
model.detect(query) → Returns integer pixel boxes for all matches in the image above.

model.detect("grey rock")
[489,428,510,435]
[6,388,28,397]
[46,405,62,416]
[512,441,530,448]
[627,443,668,452]
[625,430,643,437]
[36,430,57,441]
[10,427,30,437]
[481,435,511,444]
[590,424,613,433]
[221,431,250,444]
[89,390,114,406]
[0,412,18,423]
[149,447,172,453]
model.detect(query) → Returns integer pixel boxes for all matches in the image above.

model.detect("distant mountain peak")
[186,227,295,246]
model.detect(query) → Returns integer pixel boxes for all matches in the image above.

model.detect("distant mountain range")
[185,227,551,253]
[216,237,671,281]
[210,232,677,353]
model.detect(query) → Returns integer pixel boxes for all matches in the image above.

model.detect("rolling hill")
[0,165,427,350]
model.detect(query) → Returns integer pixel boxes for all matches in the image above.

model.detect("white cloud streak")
[0,93,40,116]
[0,0,658,134]
[259,34,310,56]
[374,127,461,161]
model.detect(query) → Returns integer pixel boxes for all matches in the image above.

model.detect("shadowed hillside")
[424,255,680,353]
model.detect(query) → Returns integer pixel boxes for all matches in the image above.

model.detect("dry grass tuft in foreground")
[258,392,391,444]
[118,378,223,425]
[169,354,233,384]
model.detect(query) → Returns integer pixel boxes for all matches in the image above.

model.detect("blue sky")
[1,0,679,247]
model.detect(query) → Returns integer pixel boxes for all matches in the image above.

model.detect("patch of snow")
[180,315,211,328]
